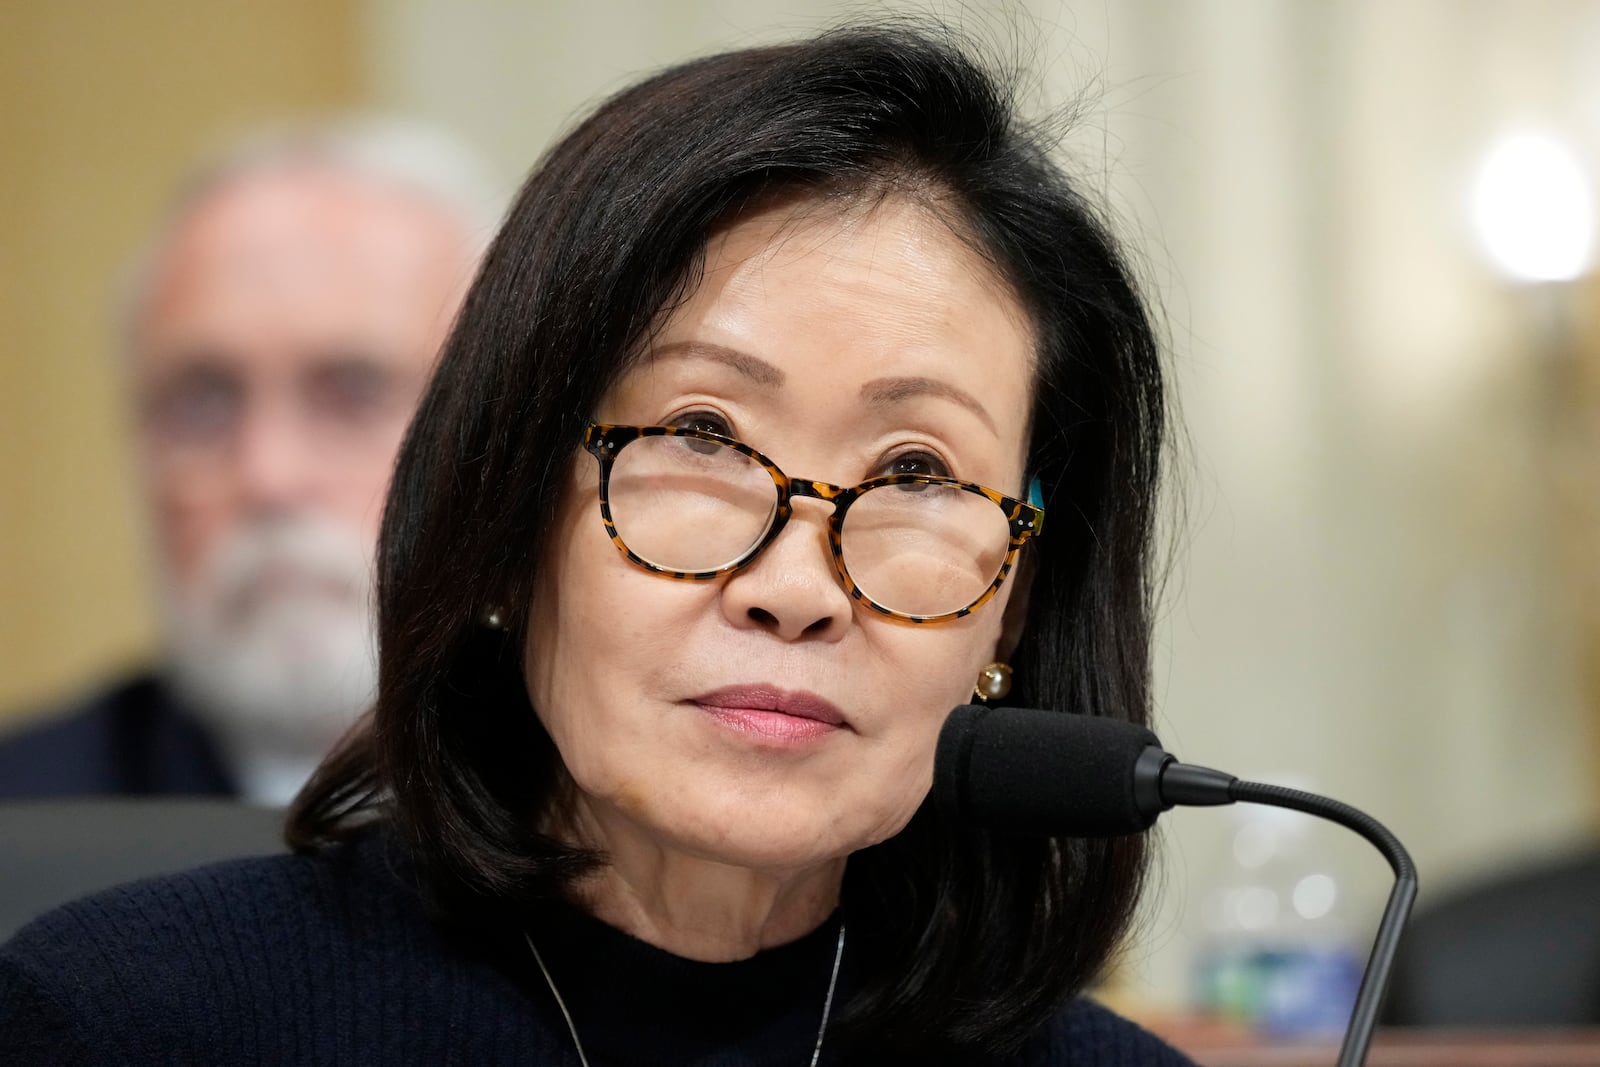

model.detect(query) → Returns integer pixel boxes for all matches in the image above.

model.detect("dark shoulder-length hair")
[290,23,1164,1060]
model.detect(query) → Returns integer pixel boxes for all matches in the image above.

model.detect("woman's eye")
[665,408,731,435]
[886,452,950,479]
[670,412,732,453]
[681,415,730,437]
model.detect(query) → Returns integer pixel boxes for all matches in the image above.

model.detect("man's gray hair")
[119,116,508,346]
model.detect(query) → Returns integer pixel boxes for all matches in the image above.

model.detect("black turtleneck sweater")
[0,832,1193,1065]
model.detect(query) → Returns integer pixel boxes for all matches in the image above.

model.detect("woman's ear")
[994,554,1035,662]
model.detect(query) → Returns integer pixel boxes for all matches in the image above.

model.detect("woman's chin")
[651,814,859,873]
[574,777,916,872]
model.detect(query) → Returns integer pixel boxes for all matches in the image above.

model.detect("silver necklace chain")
[524,923,847,1067]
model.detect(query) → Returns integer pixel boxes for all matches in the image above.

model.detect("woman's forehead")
[621,194,1035,405]
[701,188,1031,328]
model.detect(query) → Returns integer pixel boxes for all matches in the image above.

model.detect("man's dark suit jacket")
[0,674,234,798]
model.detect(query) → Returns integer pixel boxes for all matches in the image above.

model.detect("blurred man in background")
[0,121,501,805]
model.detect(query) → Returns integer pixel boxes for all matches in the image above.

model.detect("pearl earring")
[482,606,506,630]
[972,662,1012,702]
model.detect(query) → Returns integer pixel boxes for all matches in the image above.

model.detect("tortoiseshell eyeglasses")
[583,422,1045,624]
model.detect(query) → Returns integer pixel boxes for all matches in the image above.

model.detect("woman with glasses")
[0,23,1188,1066]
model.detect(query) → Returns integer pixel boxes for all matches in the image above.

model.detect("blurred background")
[3,0,1598,1031]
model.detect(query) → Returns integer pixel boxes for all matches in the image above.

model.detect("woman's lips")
[691,685,848,743]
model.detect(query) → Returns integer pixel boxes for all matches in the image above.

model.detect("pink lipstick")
[691,685,847,744]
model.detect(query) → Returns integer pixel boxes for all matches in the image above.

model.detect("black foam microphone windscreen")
[933,705,1162,836]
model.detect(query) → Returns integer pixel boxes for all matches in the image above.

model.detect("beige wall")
[0,2,362,719]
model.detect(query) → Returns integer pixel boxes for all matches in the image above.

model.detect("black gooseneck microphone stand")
[1164,765,1418,1067]
[937,705,1418,1067]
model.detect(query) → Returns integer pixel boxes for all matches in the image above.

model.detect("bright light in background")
[1292,873,1338,920]
[1471,131,1596,282]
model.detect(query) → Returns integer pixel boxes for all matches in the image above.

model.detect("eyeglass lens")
[607,434,1012,616]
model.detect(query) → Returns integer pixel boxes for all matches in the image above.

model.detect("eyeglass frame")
[582,421,1046,624]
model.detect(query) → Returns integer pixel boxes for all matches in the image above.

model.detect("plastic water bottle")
[1193,800,1363,1036]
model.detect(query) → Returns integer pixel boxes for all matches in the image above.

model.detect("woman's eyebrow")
[860,376,997,434]
[651,340,785,385]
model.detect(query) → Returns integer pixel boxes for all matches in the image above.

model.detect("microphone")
[933,704,1417,1067]
[932,705,1234,836]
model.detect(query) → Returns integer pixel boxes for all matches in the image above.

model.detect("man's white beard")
[161,514,378,803]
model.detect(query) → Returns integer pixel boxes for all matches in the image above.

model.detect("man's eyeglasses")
[583,422,1044,623]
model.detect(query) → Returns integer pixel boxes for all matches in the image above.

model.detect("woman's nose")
[718,502,853,641]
